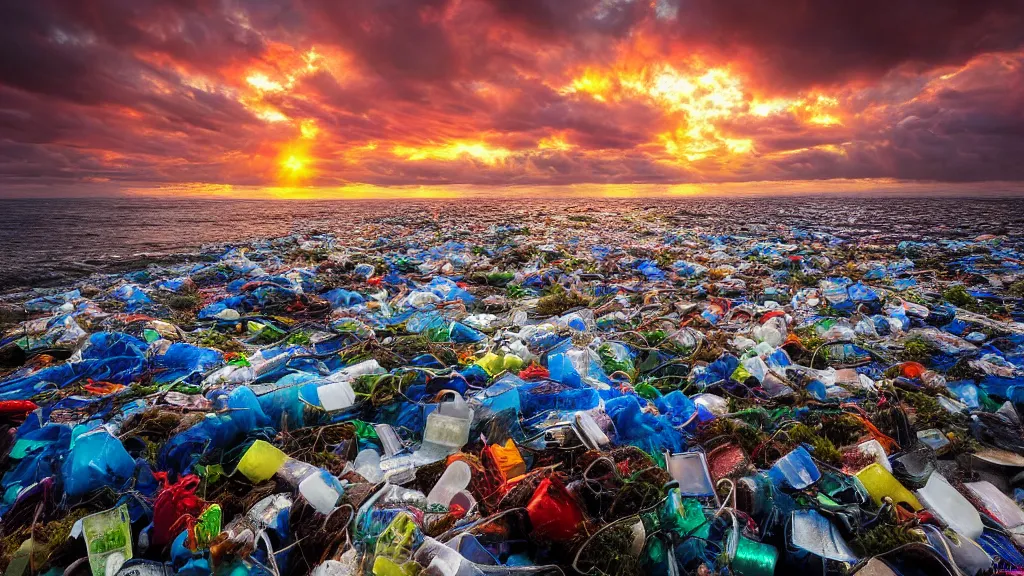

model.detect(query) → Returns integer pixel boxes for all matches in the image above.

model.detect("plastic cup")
[299,471,343,514]
[427,460,472,507]
[236,440,287,483]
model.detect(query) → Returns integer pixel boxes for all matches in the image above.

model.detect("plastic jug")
[423,392,474,451]
[354,449,384,483]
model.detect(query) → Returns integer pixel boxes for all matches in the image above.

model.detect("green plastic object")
[82,505,133,576]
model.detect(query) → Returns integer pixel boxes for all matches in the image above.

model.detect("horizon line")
[2,177,1024,200]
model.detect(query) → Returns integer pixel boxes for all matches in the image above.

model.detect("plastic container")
[856,463,922,510]
[574,410,610,449]
[855,439,892,472]
[526,478,585,541]
[487,440,526,481]
[916,473,983,540]
[82,505,133,576]
[789,509,857,562]
[768,446,820,490]
[236,440,288,483]
[666,451,716,499]
[426,460,472,508]
[276,458,319,486]
[964,481,1024,532]
[299,470,345,514]
[422,393,474,451]
[317,380,356,412]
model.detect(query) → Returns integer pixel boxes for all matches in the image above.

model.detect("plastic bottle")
[298,470,345,514]
[426,460,472,508]
[327,359,384,382]
[353,449,384,483]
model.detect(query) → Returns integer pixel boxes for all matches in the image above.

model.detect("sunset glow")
[1,0,1023,195]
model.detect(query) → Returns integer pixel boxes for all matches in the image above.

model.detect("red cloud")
[1,0,1023,193]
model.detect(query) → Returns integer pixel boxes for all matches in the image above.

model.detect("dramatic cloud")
[1,0,1023,194]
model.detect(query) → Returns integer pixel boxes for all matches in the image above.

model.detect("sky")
[2,0,1024,198]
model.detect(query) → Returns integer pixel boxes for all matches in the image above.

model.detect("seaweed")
[787,423,843,466]
[505,283,529,299]
[535,286,591,317]
[803,412,868,447]
[189,328,246,353]
[699,417,768,456]
[901,389,963,430]
[166,292,203,311]
[898,336,936,364]
[943,284,978,310]
[0,508,90,572]
[571,522,642,576]
[850,524,925,557]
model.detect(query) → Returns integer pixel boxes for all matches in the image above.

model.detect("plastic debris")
[2,214,1024,576]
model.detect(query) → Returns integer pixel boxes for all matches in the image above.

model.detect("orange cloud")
[1,0,1023,194]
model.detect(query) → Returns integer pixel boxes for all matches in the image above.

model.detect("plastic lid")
[318,380,356,412]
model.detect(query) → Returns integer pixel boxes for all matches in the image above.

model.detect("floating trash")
[1,213,1024,575]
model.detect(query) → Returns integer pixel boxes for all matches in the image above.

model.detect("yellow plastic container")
[476,352,504,376]
[236,440,287,483]
[856,463,921,511]
[502,353,524,372]
[489,439,527,481]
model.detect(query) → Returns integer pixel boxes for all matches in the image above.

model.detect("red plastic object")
[518,363,549,381]
[526,477,585,541]
[0,400,38,416]
[900,361,926,379]
[152,473,207,548]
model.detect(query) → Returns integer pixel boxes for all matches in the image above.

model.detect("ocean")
[1,195,1021,293]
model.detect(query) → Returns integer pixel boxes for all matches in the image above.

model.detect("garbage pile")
[2,213,1024,576]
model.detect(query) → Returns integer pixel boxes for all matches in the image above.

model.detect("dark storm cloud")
[670,0,1024,90]
[0,0,1022,191]
[0,0,269,104]
[298,0,462,82]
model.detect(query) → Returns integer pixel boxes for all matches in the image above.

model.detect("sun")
[278,148,312,183]
[283,154,305,173]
